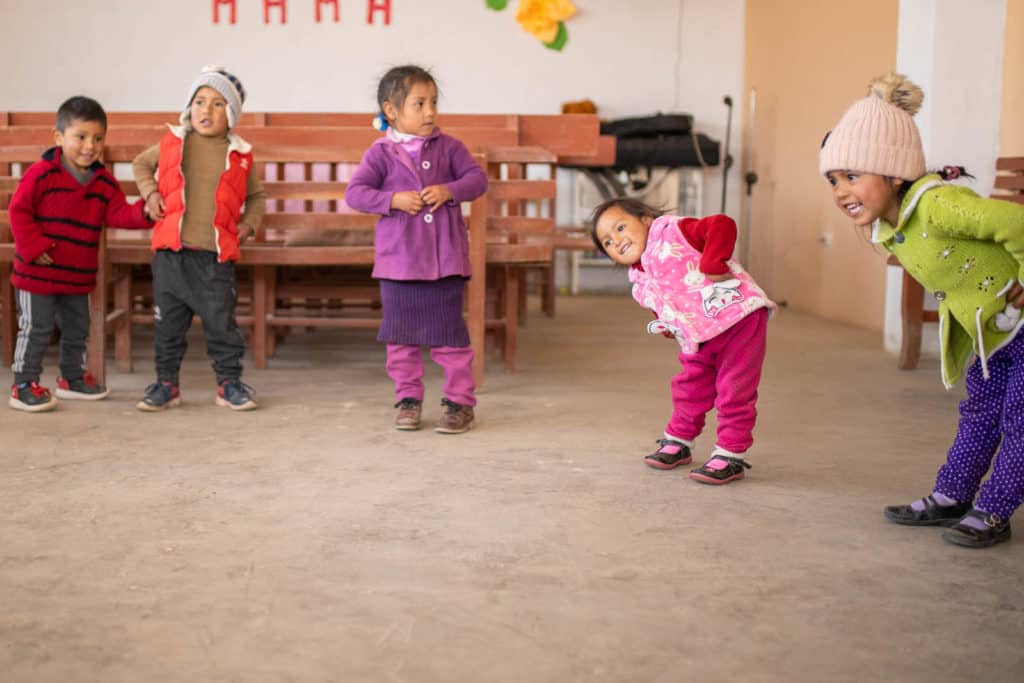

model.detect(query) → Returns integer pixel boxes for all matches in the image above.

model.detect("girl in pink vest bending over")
[591,198,775,484]
[132,66,266,412]
[347,65,488,434]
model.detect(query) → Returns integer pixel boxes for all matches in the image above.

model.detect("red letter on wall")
[367,0,391,26]
[316,0,339,23]
[264,0,287,24]
[213,0,237,24]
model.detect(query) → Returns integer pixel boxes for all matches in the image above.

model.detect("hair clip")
[941,165,961,180]
[372,112,389,131]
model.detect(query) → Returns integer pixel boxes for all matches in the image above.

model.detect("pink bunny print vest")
[628,215,774,353]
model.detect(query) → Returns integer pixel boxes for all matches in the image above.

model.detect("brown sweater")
[133,132,266,252]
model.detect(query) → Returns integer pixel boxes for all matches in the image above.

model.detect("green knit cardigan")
[874,175,1024,388]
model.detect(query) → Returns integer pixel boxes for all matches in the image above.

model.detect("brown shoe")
[394,397,422,430]
[435,397,475,434]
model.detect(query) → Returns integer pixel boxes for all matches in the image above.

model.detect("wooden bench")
[1,112,608,383]
[891,156,1024,369]
[0,128,495,385]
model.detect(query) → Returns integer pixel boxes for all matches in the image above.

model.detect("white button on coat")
[421,160,431,170]
[424,213,434,223]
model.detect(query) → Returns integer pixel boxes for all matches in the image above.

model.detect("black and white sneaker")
[9,381,59,412]
[56,372,110,400]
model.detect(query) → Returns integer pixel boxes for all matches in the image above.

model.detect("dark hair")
[895,165,973,199]
[376,65,436,118]
[588,197,664,253]
[56,96,107,132]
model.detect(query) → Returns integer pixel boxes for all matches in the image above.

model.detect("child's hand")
[33,252,54,266]
[238,223,255,243]
[1008,282,1024,308]
[145,192,166,220]
[391,190,425,216]
[421,185,452,212]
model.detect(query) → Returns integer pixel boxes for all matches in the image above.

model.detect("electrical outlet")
[821,232,834,247]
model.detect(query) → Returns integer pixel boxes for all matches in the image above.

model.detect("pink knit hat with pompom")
[819,72,926,181]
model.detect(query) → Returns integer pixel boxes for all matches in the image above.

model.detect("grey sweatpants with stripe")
[151,249,247,385]
[12,288,90,384]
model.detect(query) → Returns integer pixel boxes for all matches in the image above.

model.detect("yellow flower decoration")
[486,0,577,50]
[517,0,576,43]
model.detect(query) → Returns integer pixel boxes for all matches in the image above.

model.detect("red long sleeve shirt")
[676,214,737,275]
[10,147,151,295]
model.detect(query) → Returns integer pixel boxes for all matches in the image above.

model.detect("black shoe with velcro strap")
[884,494,971,527]
[644,438,692,470]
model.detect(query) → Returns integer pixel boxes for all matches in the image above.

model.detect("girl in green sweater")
[820,73,1024,549]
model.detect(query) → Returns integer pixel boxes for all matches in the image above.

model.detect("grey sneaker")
[216,380,258,411]
[435,397,474,434]
[136,381,181,412]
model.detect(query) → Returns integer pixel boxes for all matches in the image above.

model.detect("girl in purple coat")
[346,65,488,434]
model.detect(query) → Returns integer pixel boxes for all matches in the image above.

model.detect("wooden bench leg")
[266,266,278,359]
[504,267,519,373]
[113,267,133,373]
[541,264,556,317]
[252,265,268,369]
[85,234,110,384]
[466,268,486,388]
[517,269,529,325]
[899,270,924,370]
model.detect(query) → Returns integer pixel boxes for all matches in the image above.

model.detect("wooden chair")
[485,147,557,372]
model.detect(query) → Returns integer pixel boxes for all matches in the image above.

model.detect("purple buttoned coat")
[345,128,488,281]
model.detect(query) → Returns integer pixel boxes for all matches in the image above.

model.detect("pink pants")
[385,344,476,406]
[666,309,768,454]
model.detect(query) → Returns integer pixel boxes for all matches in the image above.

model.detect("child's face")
[594,206,653,266]
[189,86,230,137]
[825,170,902,226]
[53,118,105,174]
[385,80,438,137]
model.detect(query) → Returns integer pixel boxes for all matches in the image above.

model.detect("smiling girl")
[590,198,775,485]
[821,72,1024,548]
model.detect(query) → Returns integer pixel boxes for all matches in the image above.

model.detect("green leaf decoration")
[544,22,568,51]
[486,0,508,10]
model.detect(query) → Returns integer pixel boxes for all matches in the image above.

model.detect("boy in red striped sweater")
[8,96,152,412]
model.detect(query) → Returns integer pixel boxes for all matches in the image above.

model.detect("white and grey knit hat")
[180,65,246,129]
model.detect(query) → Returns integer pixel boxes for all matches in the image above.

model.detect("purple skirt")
[377,276,470,347]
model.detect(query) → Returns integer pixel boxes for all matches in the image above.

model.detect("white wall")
[0,0,745,219]
[887,0,1007,353]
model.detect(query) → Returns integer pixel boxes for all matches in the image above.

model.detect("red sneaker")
[56,372,110,400]
[9,381,58,412]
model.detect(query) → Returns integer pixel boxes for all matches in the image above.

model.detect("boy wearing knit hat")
[132,66,266,412]
[821,72,1024,549]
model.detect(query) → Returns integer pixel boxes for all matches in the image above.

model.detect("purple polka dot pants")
[934,331,1024,520]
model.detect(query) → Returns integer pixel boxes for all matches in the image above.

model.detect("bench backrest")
[994,157,1024,204]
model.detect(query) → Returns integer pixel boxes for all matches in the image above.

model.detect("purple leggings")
[934,331,1024,520]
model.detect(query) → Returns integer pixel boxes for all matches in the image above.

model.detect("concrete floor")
[1,296,1022,683]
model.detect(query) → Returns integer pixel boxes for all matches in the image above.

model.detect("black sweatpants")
[152,249,246,385]
[12,288,90,385]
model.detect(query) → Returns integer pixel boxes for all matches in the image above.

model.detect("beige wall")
[743,0,898,330]
[1003,0,1024,156]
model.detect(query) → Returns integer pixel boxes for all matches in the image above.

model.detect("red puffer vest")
[150,125,253,262]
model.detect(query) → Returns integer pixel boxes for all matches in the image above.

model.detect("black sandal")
[644,439,692,470]
[689,454,751,485]
[884,495,971,527]
[942,509,1012,549]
